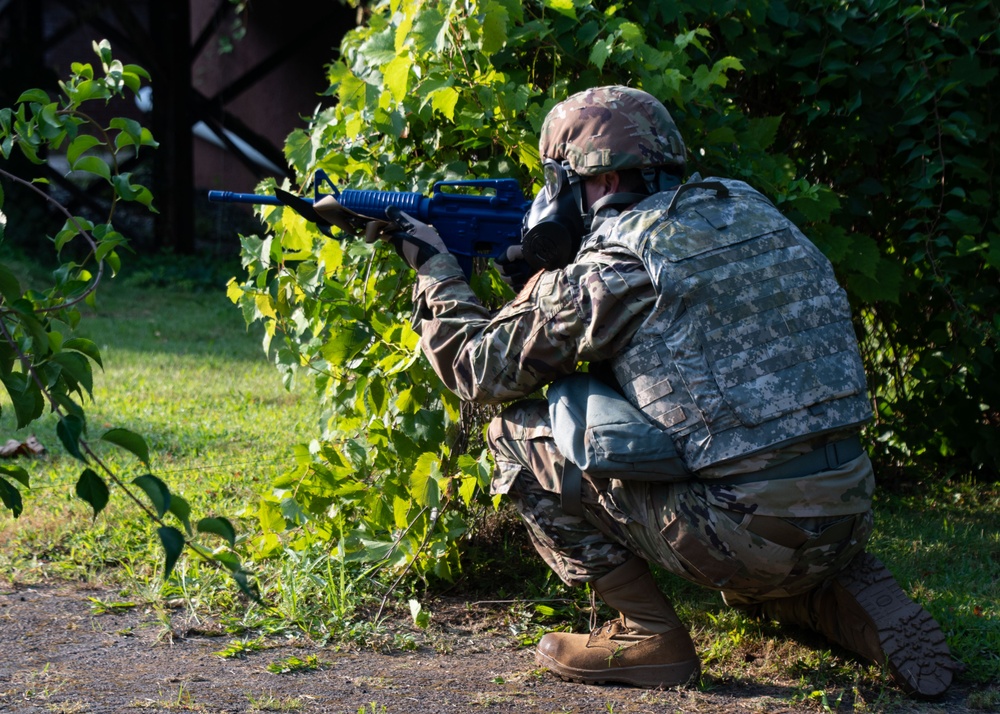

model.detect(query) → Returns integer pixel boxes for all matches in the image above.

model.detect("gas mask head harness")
[521,159,673,272]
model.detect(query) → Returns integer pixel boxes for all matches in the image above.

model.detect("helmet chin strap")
[563,166,591,233]
[642,167,682,193]
[586,192,651,225]
[583,168,682,227]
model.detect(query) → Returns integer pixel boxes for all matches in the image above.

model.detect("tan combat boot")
[756,551,954,698]
[535,558,700,688]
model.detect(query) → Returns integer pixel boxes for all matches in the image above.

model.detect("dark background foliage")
[690,0,999,482]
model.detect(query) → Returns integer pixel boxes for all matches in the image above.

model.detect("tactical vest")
[590,178,873,472]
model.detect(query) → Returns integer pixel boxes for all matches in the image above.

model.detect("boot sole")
[832,552,953,698]
[534,648,700,689]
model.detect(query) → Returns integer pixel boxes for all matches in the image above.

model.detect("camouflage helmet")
[539,86,686,177]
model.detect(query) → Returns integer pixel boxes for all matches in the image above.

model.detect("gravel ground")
[0,580,981,714]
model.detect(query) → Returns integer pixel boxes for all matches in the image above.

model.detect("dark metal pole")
[150,1,194,254]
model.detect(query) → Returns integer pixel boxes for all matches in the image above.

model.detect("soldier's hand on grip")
[495,245,534,291]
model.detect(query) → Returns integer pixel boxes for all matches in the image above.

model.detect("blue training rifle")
[208,170,531,277]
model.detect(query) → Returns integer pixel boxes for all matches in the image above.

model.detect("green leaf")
[35,102,62,138]
[212,551,245,575]
[168,494,193,536]
[122,63,151,82]
[430,87,461,121]
[589,38,613,71]
[409,598,431,629]
[257,499,286,532]
[401,408,446,446]
[350,538,397,564]
[543,0,577,20]
[383,55,412,103]
[458,475,477,507]
[230,569,260,602]
[0,372,45,429]
[617,21,644,45]
[71,155,112,181]
[480,1,510,54]
[16,88,50,104]
[319,320,374,363]
[409,452,441,508]
[411,9,449,55]
[52,351,94,396]
[279,497,308,526]
[0,464,30,487]
[57,414,87,461]
[109,117,143,149]
[0,476,24,517]
[367,379,387,415]
[132,473,171,517]
[0,262,22,303]
[790,186,841,223]
[157,526,185,579]
[197,517,236,547]
[101,427,150,466]
[75,467,109,519]
[66,134,103,166]
[847,258,903,304]
[740,116,783,152]
[11,307,49,355]
[851,239,887,281]
[63,337,103,368]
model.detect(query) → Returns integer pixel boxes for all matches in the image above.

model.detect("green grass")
[869,482,1000,685]
[1,255,317,599]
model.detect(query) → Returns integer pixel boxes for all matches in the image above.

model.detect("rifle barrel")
[207,190,284,206]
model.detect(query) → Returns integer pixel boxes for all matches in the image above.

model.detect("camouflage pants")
[487,399,873,605]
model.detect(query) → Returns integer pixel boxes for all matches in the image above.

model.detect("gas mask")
[521,160,587,271]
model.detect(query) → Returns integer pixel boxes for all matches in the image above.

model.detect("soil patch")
[0,580,979,713]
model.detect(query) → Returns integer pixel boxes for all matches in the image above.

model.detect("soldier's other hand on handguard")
[376,206,449,270]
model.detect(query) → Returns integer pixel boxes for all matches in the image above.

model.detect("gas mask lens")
[542,160,563,200]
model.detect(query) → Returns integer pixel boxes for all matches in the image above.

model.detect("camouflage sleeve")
[412,251,655,404]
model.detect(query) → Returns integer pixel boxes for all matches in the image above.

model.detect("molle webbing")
[608,179,872,471]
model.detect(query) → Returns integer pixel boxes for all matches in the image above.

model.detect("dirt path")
[0,580,977,713]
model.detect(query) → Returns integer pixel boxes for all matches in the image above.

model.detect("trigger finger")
[385,205,412,230]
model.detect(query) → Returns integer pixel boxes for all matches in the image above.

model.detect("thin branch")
[374,502,441,622]
[0,167,105,315]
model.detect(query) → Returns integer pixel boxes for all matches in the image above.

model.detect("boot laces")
[592,617,647,643]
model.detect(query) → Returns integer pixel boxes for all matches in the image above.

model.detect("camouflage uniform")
[411,86,874,606]
[415,250,873,605]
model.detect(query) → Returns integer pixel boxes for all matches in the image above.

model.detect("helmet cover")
[539,86,686,176]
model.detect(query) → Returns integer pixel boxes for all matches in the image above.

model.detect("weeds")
[87,596,138,615]
[246,691,303,712]
[214,636,267,659]
[968,687,1000,711]
[265,654,322,674]
[468,692,512,706]
[355,704,387,714]
[131,683,204,711]
[9,663,64,701]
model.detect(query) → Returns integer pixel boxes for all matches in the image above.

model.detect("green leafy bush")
[1,41,253,595]
[229,0,998,582]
